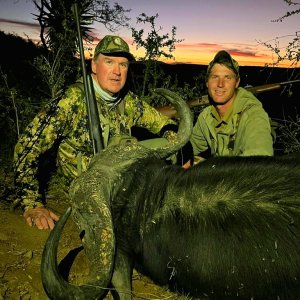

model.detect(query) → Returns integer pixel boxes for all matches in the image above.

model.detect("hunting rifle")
[156,79,300,118]
[73,3,104,155]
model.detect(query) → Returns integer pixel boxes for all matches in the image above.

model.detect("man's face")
[92,54,129,95]
[206,63,240,106]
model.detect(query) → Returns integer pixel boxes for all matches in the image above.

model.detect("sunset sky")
[0,0,299,66]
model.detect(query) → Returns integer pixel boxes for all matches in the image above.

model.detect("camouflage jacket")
[14,82,175,210]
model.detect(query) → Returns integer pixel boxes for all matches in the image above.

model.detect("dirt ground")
[0,200,182,300]
[0,188,184,300]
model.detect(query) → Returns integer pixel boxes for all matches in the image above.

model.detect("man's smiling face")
[206,63,240,106]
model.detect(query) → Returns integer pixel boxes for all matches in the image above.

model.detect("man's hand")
[23,207,60,230]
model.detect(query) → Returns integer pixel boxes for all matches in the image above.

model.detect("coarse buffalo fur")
[109,154,300,299]
[42,150,300,300]
[41,89,300,299]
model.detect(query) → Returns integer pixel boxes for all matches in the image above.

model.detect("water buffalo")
[41,89,300,299]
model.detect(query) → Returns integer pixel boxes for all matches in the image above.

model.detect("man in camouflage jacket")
[14,35,175,229]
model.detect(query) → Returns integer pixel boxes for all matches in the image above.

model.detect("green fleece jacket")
[190,87,273,157]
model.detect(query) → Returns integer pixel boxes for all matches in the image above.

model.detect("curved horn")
[41,88,192,299]
[153,88,193,159]
[41,202,114,299]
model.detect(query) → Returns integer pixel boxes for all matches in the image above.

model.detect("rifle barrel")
[73,3,103,154]
[246,79,300,95]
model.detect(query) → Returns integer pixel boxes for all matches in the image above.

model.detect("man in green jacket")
[190,50,273,163]
[13,35,176,229]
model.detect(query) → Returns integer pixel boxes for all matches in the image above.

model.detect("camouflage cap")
[206,50,239,79]
[94,35,135,61]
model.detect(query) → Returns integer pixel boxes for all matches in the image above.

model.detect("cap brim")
[101,51,135,61]
[207,51,239,77]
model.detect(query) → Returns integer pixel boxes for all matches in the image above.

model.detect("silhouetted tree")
[131,13,183,100]
[275,0,300,21]
[33,0,130,52]
[261,0,299,69]
[32,0,131,88]
[262,0,300,154]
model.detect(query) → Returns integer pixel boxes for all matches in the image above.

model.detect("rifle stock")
[73,3,103,154]
[157,79,300,118]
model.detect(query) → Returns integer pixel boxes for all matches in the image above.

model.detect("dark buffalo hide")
[42,145,300,300]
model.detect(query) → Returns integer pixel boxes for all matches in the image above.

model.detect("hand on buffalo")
[23,207,60,230]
